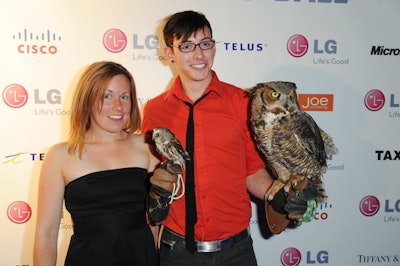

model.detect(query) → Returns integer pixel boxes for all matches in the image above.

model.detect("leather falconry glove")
[265,186,318,234]
[146,160,183,224]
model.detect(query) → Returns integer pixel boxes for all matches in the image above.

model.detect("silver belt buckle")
[196,240,222,253]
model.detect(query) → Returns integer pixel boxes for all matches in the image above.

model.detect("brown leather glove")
[150,160,182,198]
[147,160,183,224]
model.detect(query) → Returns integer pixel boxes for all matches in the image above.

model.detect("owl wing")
[170,139,190,160]
[291,111,327,168]
[319,128,339,157]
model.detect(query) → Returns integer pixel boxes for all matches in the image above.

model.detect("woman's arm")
[33,144,66,266]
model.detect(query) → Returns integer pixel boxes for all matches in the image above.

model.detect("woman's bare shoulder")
[43,142,70,161]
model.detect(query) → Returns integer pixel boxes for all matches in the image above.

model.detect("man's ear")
[164,46,175,63]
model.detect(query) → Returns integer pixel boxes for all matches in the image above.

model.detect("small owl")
[152,127,190,169]
[249,81,338,203]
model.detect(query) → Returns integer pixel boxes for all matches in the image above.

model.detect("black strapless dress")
[64,167,157,266]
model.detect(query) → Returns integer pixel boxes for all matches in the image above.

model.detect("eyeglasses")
[169,39,216,53]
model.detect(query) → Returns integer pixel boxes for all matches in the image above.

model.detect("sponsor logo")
[315,200,333,221]
[298,94,334,111]
[103,29,165,61]
[281,247,302,266]
[371,46,400,56]
[364,89,385,111]
[280,247,329,266]
[7,201,32,224]
[1,151,45,166]
[359,195,400,223]
[2,84,28,108]
[375,150,400,161]
[287,34,349,64]
[357,254,399,264]
[287,34,308,57]
[364,89,400,118]
[103,28,127,53]
[2,84,69,115]
[359,195,380,217]
[13,28,61,54]
[222,42,266,52]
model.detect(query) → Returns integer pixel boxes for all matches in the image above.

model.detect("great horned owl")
[152,127,190,169]
[249,81,338,203]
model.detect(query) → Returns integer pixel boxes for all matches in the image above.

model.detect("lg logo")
[103,28,127,53]
[7,201,32,224]
[360,195,400,217]
[364,89,385,111]
[287,34,337,58]
[2,85,62,108]
[103,28,159,53]
[2,84,28,108]
[281,247,329,266]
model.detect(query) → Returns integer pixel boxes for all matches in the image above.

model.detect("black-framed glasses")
[169,39,216,53]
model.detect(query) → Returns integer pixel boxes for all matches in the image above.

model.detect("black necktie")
[184,93,209,254]
[185,102,196,253]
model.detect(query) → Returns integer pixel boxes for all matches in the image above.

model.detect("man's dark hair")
[163,10,213,46]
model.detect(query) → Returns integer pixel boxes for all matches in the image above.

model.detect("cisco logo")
[13,28,61,54]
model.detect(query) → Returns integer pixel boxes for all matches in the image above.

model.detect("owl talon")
[265,180,285,202]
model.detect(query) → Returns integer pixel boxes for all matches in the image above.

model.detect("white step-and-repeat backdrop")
[1,0,399,265]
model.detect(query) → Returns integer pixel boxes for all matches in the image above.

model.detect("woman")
[33,61,159,266]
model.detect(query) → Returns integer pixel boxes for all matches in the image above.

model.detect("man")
[143,10,316,266]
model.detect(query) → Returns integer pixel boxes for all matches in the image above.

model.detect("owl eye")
[271,91,280,99]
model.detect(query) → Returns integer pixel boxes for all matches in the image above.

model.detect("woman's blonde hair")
[68,61,140,157]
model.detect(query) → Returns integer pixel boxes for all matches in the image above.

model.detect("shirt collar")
[164,70,226,102]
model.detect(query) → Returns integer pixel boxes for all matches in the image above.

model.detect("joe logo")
[359,195,380,217]
[281,247,301,266]
[103,28,127,53]
[7,201,32,224]
[364,89,385,111]
[287,34,308,57]
[2,84,28,108]
[299,94,334,111]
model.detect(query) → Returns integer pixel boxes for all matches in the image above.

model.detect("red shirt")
[142,71,265,241]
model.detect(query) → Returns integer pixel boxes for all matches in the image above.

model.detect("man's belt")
[161,226,250,253]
